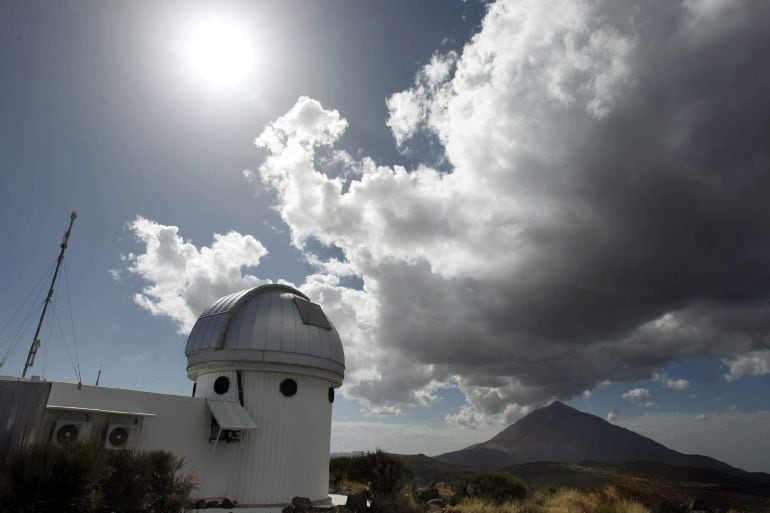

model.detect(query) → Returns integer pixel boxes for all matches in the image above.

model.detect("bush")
[0,442,195,513]
[329,450,412,499]
[0,442,107,513]
[469,471,527,504]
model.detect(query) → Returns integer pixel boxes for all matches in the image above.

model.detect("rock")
[194,499,208,509]
[427,498,446,509]
[346,492,369,513]
[282,506,294,513]
[418,488,440,502]
[220,498,234,508]
[206,501,220,508]
[292,496,313,513]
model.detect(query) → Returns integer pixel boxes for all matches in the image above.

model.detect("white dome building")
[0,283,346,511]
[185,284,345,507]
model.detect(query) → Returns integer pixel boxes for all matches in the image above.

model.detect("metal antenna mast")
[22,211,78,378]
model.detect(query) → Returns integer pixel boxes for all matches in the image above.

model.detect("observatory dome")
[185,284,345,384]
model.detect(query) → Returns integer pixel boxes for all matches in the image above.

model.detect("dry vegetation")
[448,487,651,513]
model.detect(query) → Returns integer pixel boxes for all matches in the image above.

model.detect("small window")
[214,376,230,395]
[328,387,335,403]
[280,378,297,397]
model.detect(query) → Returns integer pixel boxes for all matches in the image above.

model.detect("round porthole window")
[328,387,335,403]
[214,376,230,395]
[280,378,297,397]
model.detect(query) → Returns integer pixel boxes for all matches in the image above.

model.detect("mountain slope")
[436,401,739,474]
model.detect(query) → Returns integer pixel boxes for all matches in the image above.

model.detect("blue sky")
[2,0,770,472]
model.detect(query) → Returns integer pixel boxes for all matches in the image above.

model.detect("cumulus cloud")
[653,373,690,390]
[121,0,770,423]
[723,350,770,381]
[622,388,655,407]
[245,0,770,421]
[607,410,619,423]
[120,219,391,408]
[122,216,270,333]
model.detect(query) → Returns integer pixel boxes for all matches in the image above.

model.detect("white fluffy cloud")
[122,216,270,333]
[247,0,770,420]
[653,373,690,390]
[622,388,654,407]
[122,0,770,423]
[723,350,770,381]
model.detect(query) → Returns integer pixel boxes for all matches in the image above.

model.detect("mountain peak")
[436,402,739,475]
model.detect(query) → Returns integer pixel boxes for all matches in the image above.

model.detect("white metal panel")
[194,371,239,403]
[207,400,257,431]
[234,371,333,506]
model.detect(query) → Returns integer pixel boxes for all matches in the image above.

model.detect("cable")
[52,310,80,383]
[41,303,54,378]
[0,258,56,341]
[0,258,56,349]
[62,259,82,383]
[0,282,50,368]
[51,291,80,383]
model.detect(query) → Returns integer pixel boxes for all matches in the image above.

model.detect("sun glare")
[181,15,255,90]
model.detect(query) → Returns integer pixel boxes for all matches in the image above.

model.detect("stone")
[282,506,294,513]
[418,488,440,502]
[220,498,234,508]
[427,498,446,509]
[292,496,313,513]
[206,501,220,508]
[194,499,207,509]
[345,493,369,513]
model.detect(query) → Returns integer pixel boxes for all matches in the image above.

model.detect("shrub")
[365,450,412,498]
[329,450,412,499]
[0,442,195,513]
[0,442,107,513]
[469,472,528,504]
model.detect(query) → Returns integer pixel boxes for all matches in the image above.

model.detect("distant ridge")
[436,401,741,474]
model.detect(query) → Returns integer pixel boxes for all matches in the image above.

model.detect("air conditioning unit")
[104,423,140,450]
[52,420,92,445]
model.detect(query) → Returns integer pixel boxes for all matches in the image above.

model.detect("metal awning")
[206,400,257,430]
[46,404,156,417]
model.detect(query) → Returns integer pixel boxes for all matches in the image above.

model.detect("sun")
[181,15,255,90]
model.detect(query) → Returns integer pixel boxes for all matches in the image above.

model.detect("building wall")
[2,374,335,506]
[44,381,239,499]
[195,370,334,506]
[0,379,51,459]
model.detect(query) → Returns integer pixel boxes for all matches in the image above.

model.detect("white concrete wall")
[44,371,336,507]
[193,370,333,506]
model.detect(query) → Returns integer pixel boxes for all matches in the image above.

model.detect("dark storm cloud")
[246,0,770,417]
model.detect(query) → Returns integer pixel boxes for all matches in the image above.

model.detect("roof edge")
[198,284,310,320]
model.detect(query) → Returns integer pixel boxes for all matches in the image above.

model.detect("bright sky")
[2,0,770,472]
